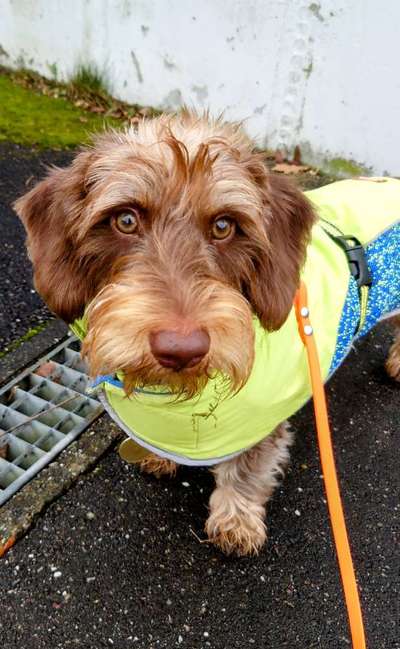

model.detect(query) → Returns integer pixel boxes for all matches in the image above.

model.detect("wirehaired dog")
[15,112,400,556]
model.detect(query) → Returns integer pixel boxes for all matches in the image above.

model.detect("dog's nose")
[150,329,210,370]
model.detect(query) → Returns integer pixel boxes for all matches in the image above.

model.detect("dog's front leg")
[205,423,292,556]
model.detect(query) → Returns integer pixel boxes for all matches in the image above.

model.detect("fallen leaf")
[35,361,57,379]
[89,106,106,113]
[7,385,19,403]
[0,444,8,459]
[272,163,310,175]
[356,176,388,182]
[274,149,285,164]
[293,145,302,166]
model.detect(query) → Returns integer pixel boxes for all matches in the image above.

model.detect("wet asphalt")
[0,143,73,350]
[0,146,399,649]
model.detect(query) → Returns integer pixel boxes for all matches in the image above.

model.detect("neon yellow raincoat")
[71,179,400,465]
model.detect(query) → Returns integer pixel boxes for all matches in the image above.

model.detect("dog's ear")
[244,159,316,330]
[14,152,94,323]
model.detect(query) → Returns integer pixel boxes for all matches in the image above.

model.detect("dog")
[15,112,400,556]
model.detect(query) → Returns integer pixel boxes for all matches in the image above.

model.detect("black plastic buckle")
[334,236,372,288]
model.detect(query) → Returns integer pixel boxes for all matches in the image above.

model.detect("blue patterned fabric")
[329,223,400,374]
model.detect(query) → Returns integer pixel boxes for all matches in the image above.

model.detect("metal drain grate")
[0,336,103,506]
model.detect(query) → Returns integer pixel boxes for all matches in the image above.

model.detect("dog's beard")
[82,272,255,401]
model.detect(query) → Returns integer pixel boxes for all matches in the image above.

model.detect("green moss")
[324,157,369,178]
[0,323,48,359]
[0,74,118,148]
[303,61,313,79]
[298,142,371,179]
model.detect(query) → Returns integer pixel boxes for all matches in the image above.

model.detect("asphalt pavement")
[0,145,398,649]
[0,143,73,351]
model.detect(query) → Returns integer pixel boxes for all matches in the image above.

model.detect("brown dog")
[15,112,400,556]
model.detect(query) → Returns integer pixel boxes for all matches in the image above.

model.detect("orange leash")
[294,281,366,649]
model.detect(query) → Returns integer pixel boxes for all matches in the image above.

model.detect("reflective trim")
[97,390,243,467]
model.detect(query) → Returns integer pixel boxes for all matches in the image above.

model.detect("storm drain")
[0,336,103,506]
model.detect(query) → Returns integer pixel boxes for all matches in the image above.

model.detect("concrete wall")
[1,0,399,175]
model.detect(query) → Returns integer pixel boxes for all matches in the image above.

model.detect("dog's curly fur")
[14,112,400,556]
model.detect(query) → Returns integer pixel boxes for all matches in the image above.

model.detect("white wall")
[1,0,399,175]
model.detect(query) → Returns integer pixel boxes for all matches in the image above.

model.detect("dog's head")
[15,112,315,398]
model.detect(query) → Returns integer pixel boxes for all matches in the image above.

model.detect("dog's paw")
[206,518,267,557]
[205,489,267,556]
[386,349,400,382]
[139,453,178,478]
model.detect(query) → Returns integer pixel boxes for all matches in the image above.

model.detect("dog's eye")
[211,217,235,241]
[112,211,139,234]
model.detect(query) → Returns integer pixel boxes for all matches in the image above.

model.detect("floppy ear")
[244,160,316,330]
[14,152,94,323]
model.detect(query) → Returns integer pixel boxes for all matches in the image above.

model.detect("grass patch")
[0,74,119,148]
[0,65,160,148]
[69,64,110,95]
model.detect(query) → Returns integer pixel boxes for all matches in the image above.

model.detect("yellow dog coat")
[71,179,400,465]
